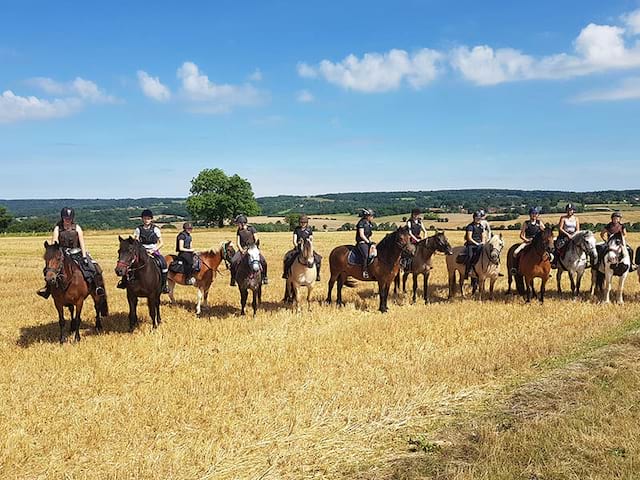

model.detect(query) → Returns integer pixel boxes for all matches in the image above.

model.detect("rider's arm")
[52,225,60,243]
[558,217,568,237]
[622,225,628,238]
[575,217,580,233]
[519,222,528,242]
[292,231,298,248]
[155,228,164,251]
[465,229,479,246]
[236,235,243,252]
[600,227,608,241]
[357,227,369,243]
[77,225,87,257]
[253,230,260,246]
[133,227,140,240]
[539,221,546,230]
[178,238,194,253]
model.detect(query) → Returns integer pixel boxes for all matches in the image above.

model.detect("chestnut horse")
[115,236,162,331]
[326,226,414,312]
[43,241,109,343]
[507,227,555,303]
[394,231,453,304]
[165,241,235,315]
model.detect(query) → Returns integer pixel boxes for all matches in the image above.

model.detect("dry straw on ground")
[1,230,639,479]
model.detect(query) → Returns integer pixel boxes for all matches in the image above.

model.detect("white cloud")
[177,61,267,113]
[573,77,640,102]
[297,48,442,92]
[0,90,81,123]
[296,89,314,103]
[623,9,640,35]
[28,76,116,103]
[137,70,171,101]
[248,68,263,82]
[452,14,640,85]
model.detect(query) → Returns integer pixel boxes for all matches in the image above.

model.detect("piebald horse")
[165,242,235,315]
[555,230,598,298]
[283,237,317,311]
[326,226,414,313]
[591,233,631,304]
[234,244,264,316]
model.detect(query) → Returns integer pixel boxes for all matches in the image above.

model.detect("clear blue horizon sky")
[1,0,640,199]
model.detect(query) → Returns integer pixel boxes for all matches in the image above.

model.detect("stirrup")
[95,286,105,296]
[362,270,369,279]
[187,277,196,285]
[262,276,269,285]
[36,288,50,299]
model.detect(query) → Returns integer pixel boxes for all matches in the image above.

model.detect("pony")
[115,236,162,331]
[446,234,504,300]
[43,241,108,343]
[555,230,598,298]
[326,226,415,313]
[234,243,264,316]
[283,237,317,311]
[165,241,235,315]
[394,231,453,303]
[506,227,555,303]
[590,233,631,304]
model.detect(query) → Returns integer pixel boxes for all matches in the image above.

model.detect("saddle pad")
[347,246,363,266]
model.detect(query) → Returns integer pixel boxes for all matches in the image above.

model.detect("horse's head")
[487,233,504,264]
[576,231,598,264]
[221,241,236,270]
[606,233,627,262]
[539,226,555,252]
[300,238,315,268]
[115,235,139,277]
[245,244,261,272]
[43,240,64,285]
[396,226,416,255]
[432,231,453,255]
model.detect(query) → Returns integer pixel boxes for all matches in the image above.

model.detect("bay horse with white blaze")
[115,236,162,331]
[507,227,554,303]
[283,237,317,311]
[326,226,414,312]
[165,241,235,315]
[43,241,109,343]
[394,231,453,303]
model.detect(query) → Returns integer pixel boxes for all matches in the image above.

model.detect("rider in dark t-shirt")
[601,212,635,270]
[230,214,268,286]
[176,222,197,285]
[356,209,375,278]
[463,211,486,279]
[282,215,322,281]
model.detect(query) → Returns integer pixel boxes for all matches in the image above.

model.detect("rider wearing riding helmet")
[514,207,546,257]
[127,209,169,293]
[230,214,268,286]
[176,222,197,285]
[406,208,427,243]
[37,207,106,299]
[356,209,376,279]
[601,212,636,271]
[463,211,486,279]
[553,203,580,268]
[282,215,322,281]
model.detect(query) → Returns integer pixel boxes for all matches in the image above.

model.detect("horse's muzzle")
[250,261,261,272]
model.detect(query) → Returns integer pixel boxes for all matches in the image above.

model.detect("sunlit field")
[1,230,640,478]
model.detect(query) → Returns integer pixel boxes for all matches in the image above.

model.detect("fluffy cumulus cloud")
[137,70,171,101]
[0,77,115,123]
[297,48,442,93]
[451,11,640,85]
[177,61,267,113]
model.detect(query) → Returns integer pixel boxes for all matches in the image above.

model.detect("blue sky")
[1,0,640,199]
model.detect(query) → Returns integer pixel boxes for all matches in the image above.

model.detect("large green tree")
[186,168,260,227]
[0,206,13,233]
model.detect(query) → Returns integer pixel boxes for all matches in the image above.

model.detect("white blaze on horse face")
[247,245,261,271]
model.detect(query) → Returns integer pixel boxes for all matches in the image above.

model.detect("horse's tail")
[635,246,640,266]
[514,272,525,296]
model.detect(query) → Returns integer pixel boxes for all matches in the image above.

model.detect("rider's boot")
[161,272,170,293]
[36,284,51,299]
[187,277,197,286]
[117,278,127,289]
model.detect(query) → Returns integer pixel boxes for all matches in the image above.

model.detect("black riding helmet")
[612,211,622,219]
[141,209,153,218]
[60,207,75,220]
[565,203,575,212]
[360,208,374,218]
[235,214,248,224]
[411,207,421,216]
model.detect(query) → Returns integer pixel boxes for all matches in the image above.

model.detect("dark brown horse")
[165,241,235,315]
[507,227,554,303]
[43,241,109,343]
[115,236,162,331]
[326,226,415,312]
[233,244,264,316]
[394,232,453,303]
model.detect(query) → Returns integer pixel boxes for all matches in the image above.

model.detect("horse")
[115,236,162,331]
[555,231,598,298]
[283,237,317,311]
[507,227,554,303]
[165,241,235,315]
[590,233,631,304]
[326,226,415,313]
[234,243,264,316]
[394,231,453,304]
[446,234,504,300]
[42,241,109,343]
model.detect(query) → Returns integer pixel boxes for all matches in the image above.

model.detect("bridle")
[296,239,315,268]
[116,245,144,276]
[44,248,66,287]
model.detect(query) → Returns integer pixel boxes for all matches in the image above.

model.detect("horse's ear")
[44,240,49,248]
[118,235,123,241]
[499,233,503,239]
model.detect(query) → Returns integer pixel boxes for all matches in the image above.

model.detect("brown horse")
[165,241,235,315]
[326,226,415,312]
[115,236,162,331]
[233,244,264,316]
[507,227,554,303]
[43,241,109,343]
[394,231,453,303]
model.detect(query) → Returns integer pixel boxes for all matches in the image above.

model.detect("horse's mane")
[376,228,399,251]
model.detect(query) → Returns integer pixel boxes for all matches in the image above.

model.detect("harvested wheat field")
[1,230,640,479]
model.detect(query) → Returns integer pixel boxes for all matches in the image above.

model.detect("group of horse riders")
[37,204,637,302]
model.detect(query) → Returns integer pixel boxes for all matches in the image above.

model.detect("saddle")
[347,245,375,266]
[456,249,481,267]
[168,254,201,274]
[63,248,97,283]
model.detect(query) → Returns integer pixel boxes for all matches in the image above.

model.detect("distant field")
[1,230,640,478]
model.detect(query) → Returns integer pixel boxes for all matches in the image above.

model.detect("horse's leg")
[240,288,248,316]
[326,274,336,305]
[448,270,455,299]
[71,301,83,342]
[525,279,532,303]
[306,284,313,312]
[127,291,138,332]
[604,269,613,304]
[530,279,537,300]
[93,293,103,332]
[336,275,344,307]
[507,266,512,294]
[252,288,258,317]
[568,271,576,297]
[590,269,597,298]
[196,287,203,316]
[478,278,485,301]
[402,272,409,293]
[575,271,583,299]
[556,270,562,295]
[393,273,399,296]
[167,278,176,303]
[618,274,627,304]
[56,302,66,344]
[540,278,547,304]
[459,271,465,298]
[293,283,301,313]
[378,281,388,313]
[156,295,162,326]
[148,296,157,329]
[489,277,496,300]
[423,272,430,304]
